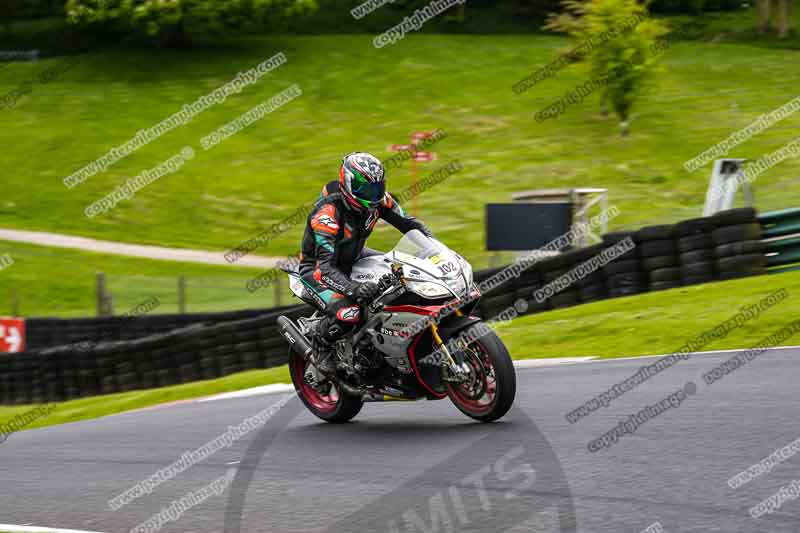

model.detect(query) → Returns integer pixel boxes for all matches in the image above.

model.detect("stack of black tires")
[634,224,681,291]
[475,266,526,319]
[25,308,273,352]
[511,263,551,315]
[476,245,613,317]
[675,216,717,286]
[0,309,310,405]
[540,246,602,309]
[712,208,766,280]
[634,208,766,292]
[574,244,609,304]
[601,231,647,297]
[600,208,767,294]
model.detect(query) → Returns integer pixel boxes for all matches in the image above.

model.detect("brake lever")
[370,282,397,313]
[369,275,407,313]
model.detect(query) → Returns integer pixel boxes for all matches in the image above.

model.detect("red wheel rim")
[291,351,340,414]
[447,340,498,416]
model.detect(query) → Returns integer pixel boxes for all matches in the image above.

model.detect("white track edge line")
[0,524,107,533]
[198,358,596,401]
[580,344,800,363]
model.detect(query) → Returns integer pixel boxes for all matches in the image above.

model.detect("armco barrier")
[760,208,800,273]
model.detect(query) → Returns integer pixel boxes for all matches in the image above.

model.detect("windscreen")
[392,229,444,260]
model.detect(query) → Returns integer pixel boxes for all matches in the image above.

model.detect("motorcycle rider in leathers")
[299,152,433,373]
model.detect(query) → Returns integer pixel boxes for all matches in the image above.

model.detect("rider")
[299,152,434,373]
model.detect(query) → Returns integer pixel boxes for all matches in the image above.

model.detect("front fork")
[430,321,471,383]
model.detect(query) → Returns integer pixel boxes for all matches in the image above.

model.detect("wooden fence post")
[178,276,187,314]
[96,272,113,317]
[11,288,19,317]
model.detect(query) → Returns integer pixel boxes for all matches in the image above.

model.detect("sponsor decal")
[305,289,326,309]
[311,205,340,235]
[337,306,361,323]
[321,275,349,293]
[317,215,337,228]
[365,209,380,230]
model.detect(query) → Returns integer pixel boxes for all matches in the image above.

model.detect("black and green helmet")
[339,152,386,210]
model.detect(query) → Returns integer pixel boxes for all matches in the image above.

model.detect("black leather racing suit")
[299,180,432,334]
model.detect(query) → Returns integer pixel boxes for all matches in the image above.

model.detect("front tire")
[288,349,363,423]
[446,330,516,422]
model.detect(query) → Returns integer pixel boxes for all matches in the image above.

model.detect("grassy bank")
[1,29,799,269]
[498,270,800,358]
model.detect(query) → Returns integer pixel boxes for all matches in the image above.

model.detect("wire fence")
[104,274,289,315]
[0,242,294,318]
[1,272,291,318]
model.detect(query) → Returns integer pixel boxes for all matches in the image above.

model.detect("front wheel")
[446,329,516,422]
[288,349,363,423]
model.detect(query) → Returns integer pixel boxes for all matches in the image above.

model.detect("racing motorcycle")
[278,230,516,423]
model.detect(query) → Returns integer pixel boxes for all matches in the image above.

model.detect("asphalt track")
[2,347,799,533]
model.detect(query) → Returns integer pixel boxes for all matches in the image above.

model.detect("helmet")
[339,152,386,210]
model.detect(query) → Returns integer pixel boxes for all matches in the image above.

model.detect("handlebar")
[368,269,405,313]
[376,272,397,292]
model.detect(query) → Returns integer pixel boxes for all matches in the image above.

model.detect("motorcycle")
[278,229,516,423]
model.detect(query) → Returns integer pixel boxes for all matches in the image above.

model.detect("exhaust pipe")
[278,316,416,402]
[277,316,313,361]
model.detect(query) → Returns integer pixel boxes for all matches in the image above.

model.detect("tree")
[545,0,668,135]
[511,0,563,20]
[759,0,792,38]
[0,1,18,36]
[65,0,318,47]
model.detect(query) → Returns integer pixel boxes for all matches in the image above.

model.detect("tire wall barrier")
[474,208,768,319]
[0,208,781,404]
[0,305,310,405]
[25,306,304,351]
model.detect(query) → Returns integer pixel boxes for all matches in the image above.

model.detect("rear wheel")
[446,330,516,422]
[288,349,363,423]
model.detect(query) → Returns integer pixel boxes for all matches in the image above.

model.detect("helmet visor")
[351,171,386,206]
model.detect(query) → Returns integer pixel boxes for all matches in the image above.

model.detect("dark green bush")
[4,0,67,20]
[649,0,743,14]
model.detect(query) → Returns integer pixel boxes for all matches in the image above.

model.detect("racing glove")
[347,281,381,305]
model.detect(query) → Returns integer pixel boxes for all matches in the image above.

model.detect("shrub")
[546,0,669,134]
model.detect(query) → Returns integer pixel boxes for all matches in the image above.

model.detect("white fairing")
[286,230,476,373]
[288,271,305,299]
[351,230,473,301]
[353,231,475,369]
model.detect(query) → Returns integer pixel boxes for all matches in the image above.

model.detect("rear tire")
[446,330,516,422]
[288,349,363,423]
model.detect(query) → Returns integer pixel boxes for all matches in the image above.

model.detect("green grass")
[0,366,290,433]
[2,270,797,434]
[0,240,292,317]
[1,9,800,273]
[498,270,800,359]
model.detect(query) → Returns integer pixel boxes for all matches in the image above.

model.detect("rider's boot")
[310,317,342,375]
